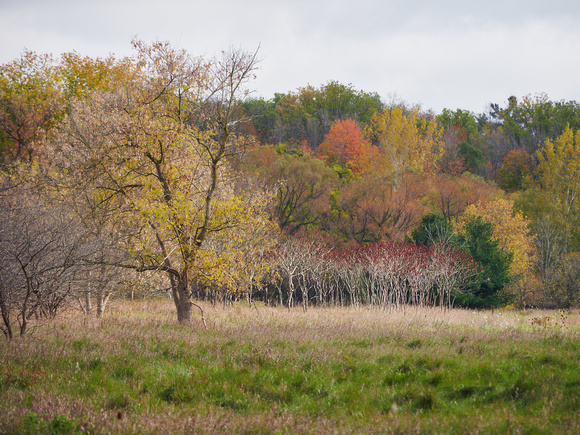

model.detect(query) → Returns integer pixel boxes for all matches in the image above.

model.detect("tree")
[327,172,428,244]
[534,127,580,252]
[365,106,444,188]
[241,97,283,145]
[457,199,532,279]
[412,213,455,246]
[518,127,580,254]
[455,217,513,308]
[439,123,468,175]
[489,93,580,154]
[57,51,133,99]
[437,108,485,175]
[515,127,580,306]
[45,41,263,324]
[428,172,499,221]
[245,146,339,234]
[317,118,375,175]
[0,51,63,165]
[495,148,535,191]
[198,185,280,306]
[0,177,106,338]
[543,253,580,308]
[533,218,578,308]
[456,198,534,306]
[271,81,383,151]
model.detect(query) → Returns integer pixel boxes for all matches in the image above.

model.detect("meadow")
[1,301,579,434]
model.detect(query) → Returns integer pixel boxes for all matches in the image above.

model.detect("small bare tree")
[0,178,92,338]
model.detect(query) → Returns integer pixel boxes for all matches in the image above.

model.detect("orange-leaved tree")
[317,118,374,175]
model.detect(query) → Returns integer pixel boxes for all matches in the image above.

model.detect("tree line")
[1,41,578,337]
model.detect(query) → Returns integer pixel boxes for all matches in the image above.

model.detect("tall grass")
[1,301,579,434]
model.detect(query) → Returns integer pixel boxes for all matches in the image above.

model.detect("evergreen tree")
[455,217,513,308]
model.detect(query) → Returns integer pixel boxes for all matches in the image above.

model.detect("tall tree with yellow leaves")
[516,127,580,306]
[365,107,444,188]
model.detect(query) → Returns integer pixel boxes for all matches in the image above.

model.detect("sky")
[1,0,579,114]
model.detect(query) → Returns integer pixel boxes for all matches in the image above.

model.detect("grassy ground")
[1,301,579,434]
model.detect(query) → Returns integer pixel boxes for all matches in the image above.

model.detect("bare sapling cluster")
[271,236,480,311]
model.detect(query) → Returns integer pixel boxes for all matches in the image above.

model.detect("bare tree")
[0,178,97,338]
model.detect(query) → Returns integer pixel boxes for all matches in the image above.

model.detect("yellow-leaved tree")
[534,127,580,253]
[44,41,265,324]
[198,187,281,305]
[516,127,580,307]
[365,106,444,188]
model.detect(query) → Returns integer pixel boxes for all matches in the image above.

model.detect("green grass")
[1,301,579,433]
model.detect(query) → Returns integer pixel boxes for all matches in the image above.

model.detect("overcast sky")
[1,0,579,114]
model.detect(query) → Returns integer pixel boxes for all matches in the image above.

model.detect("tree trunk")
[85,290,92,315]
[0,301,13,340]
[175,275,192,324]
[96,290,110,318]
[288,275,294,310]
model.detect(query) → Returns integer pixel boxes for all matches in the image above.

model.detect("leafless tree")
[0,179,90,338]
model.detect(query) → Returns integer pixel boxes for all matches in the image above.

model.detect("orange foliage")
[317,118,375,174]
[429,173,500,221]
[330,172,429,243]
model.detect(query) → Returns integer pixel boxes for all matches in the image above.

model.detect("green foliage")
[19,412,79,434]
[245,148,339,234]
[50,415,78,434]
[490,93,580,152]
[458,141,485,174]
[438,108,479,138]
[274,142,303,156]
[437,108,485,174]
[241,97,281,145]
[456,217,513,308]
[412,213,454,246]
[412,213,515,308]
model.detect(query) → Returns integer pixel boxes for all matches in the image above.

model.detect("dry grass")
[1,300,579,434]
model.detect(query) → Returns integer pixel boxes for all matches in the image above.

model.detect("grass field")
[1,301,579,434]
